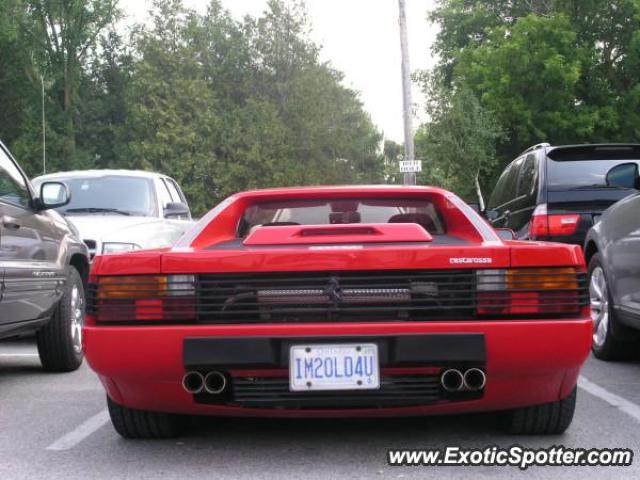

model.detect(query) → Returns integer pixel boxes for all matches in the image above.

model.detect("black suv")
[484,143,640,245]
[0,141,89,372]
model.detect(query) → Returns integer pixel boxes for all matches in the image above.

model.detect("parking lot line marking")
[579,375,640,423]
[46,409,109,451]
[0,353,39,357]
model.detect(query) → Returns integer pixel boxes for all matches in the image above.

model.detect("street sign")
[399,160,422,173]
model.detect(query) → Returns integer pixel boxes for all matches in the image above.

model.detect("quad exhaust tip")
[440,369,464,392]
[182,371,205,395]
[204,371,228,395]
[182,370,229,395]
[440,368,486,392]
[463,368,487,391]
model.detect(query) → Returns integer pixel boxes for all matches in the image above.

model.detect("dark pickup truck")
[0,141,89,372]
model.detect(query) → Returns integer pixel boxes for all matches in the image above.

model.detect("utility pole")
[41,73,46,175]
[398,0,416,185]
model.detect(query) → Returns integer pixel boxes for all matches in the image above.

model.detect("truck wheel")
[501,387,576,435]
[36,266,85,372]
[588,254,636,360]
[107,396,182,439]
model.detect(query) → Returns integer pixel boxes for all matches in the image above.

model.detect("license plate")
[289,343,380,391]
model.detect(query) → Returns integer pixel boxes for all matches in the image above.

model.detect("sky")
[122,0,438,143]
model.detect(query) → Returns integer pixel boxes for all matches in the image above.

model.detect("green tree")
[559,0,640,141]
[123,0,219,214]
[121,0,382,214]
[380,140,403,184]
[454,14,589,152]
[26,0,119,164]
[0,0,27,144]
[422,0,640,192]
[429,0,640,146]
[415,83,503,202]
[2,0,384,209]
[246,0,382,186]
[0,0,45,173]
[430,0,554,85]
[78,29,132,168]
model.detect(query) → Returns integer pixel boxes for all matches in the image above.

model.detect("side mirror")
[606,162,639,189]
[495,228,516,241]
[38,181,70,210]
[164,202,190,219]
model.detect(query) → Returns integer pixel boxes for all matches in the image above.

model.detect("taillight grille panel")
[196,270,476,323]
[87,268,588,324]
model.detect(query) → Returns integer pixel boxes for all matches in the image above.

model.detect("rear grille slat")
[226,375,446,408]
[196,270,477,323]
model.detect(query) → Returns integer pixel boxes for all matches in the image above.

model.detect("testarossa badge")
[449,257,493,265]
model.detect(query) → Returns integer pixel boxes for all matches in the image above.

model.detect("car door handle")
[2,216,21,229]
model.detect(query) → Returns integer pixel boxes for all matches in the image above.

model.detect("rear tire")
[107,396,182,439]
[501,387,577,435]
[588,254,636,361]
[36,266,85,372]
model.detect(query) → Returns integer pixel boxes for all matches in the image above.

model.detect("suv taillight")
[529,204,580,239]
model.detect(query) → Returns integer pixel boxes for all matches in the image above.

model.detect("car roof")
[33,169,167,182]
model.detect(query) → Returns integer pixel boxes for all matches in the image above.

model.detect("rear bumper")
[83,319,592,417]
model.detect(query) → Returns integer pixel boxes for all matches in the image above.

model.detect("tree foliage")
[415,82,504,201]
[455,14,587,150]
[421,0,640,201]
[0,0,383,215]
[27,0,120,160]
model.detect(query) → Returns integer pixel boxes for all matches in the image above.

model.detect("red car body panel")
[85,319,590,417]
[84,186,592,418]
[94,243,584,276]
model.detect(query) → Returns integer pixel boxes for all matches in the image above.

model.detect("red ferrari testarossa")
[83,186,591,438]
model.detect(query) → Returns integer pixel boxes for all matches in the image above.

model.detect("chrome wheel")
[70,284,84,353]
[589,266,609,348]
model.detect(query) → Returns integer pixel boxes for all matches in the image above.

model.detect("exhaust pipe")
[182,371,205,394]
[463,368,486,391]
[204,371,228,395]
[440,369,464,392]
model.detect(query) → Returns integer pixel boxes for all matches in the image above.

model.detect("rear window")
[238,198,446,237]
[547,146,640,189]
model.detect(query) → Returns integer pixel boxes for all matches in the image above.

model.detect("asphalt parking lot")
[1,338,639,480]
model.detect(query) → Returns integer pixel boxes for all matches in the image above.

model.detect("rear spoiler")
[243,223,433,246]
[547,144,640,161]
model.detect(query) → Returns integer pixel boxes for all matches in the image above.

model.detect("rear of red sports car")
[83,186,592,438]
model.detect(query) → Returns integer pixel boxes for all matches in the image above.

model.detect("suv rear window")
[238,198,446,237]
[547,146,640,189]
